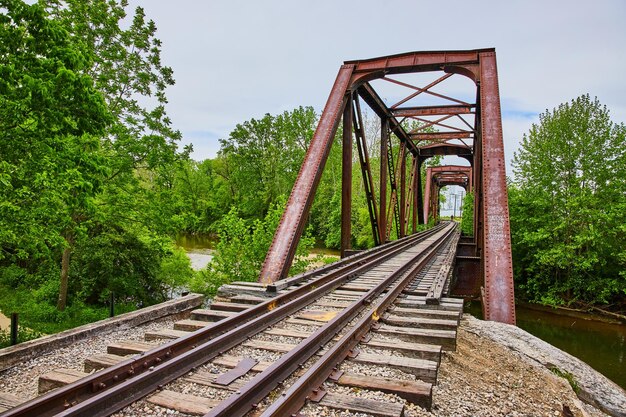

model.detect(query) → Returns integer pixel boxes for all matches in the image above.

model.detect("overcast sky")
[128,0,626,171]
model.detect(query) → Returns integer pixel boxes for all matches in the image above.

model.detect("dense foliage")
[460,192,474,236]
[509,95,626,307]
[0,0,456,339]
[189,200,314,296]
[0,0,192,333]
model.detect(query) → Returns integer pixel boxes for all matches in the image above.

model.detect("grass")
[0,284,137,340]
[549,366,580,394]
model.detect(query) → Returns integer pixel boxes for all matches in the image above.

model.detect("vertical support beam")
[386,141,404,240]
[399,149,406,237]
[403,156,416,234]
[423,167,433,224]
[412,157,419,232]
[354,98,380,246]
[379,119,388,243]
[259,65,354,283]
[341,93,353,258]
[433,182,439,223]
[417,158,424,225]
[478,51,515,324]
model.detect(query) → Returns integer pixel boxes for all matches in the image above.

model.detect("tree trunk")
[57,238,72,311]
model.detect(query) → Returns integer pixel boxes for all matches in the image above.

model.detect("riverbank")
[466,301,626,390]
[412,315,625,417]
[518,302,626,325]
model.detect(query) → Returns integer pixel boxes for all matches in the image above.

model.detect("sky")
[127,0,626,173]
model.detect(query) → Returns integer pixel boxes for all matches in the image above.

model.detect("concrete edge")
[0,293,204,372]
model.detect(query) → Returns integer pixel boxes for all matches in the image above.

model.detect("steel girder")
[258,49,515,325]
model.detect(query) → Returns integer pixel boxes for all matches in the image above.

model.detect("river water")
[467,302,626,389]
[176,234,214,271]
[0,312,9,331]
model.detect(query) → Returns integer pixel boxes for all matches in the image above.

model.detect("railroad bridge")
[260,48,515,325]
[0,49,519,417]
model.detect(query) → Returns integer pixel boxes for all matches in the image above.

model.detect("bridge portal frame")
[423,165,472,224]
[258,49,515,324]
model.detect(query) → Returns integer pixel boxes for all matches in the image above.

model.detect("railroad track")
[1,222,463,417]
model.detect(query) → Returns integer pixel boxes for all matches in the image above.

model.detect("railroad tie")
[0,392,23,413]
[38,368,88,394]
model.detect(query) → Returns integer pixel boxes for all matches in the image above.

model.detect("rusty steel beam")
[386,73,459,108]
[423,167,433,224]
[354,97,381,246]
[356,84,418,155]
[404,156,417,234]
[409,114,457,133]
[379,118,389,243]
[392,105,474,117]
[259,65,354,283]
[418,142,473,163]
[400,146,407,237]
[411,131,473,141]
[346,49,483,76]
[478,51,515,325]
[386,141,405,240]
[416,158,424,225]
[412,161,418,232]
[341,93,353,258]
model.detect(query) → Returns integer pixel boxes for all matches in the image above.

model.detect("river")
[176,234,214,271]
[0,312,9,332]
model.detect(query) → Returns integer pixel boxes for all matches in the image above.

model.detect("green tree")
[192,199,313,295]
[510,95,626,306]
[46,0,186,309]
[1,0,190,314]
[218,107,317,218]
[460,191,474,236]
[0,0,112,310]
[169,158,232,233]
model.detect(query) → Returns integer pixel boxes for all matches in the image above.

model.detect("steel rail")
[268,220,444,292]
[2,225,444,417]
[205,223,457,417]
[260,223,458,416]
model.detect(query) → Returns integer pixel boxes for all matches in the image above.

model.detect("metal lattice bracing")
[258,49,516,325]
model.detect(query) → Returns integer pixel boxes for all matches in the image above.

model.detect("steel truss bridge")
[259,48,515,325]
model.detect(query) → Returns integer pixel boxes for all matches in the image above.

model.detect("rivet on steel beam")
[98,383,106,390]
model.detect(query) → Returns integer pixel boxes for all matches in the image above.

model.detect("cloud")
[128,0,626,164]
